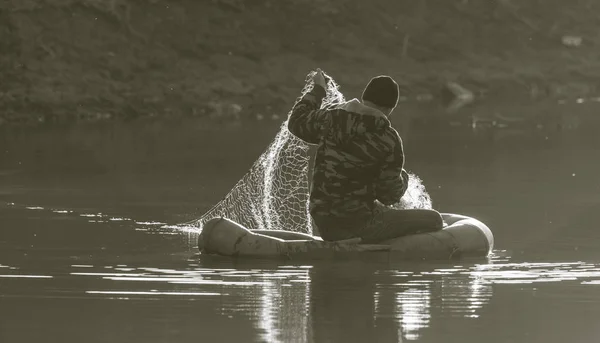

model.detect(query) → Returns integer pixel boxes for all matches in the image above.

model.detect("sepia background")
[2,1,600,342]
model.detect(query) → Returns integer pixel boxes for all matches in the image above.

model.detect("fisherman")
[288,69,443,243]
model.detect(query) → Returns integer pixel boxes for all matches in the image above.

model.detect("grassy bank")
[1,0,599,124]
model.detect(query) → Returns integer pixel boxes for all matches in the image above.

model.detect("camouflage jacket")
[288,84,408,228]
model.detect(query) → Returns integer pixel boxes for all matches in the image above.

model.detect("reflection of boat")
[375,265,494,341]
[216,261,496,342]
[198,213,493,260]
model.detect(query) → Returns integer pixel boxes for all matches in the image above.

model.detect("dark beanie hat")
[361,75,399,109]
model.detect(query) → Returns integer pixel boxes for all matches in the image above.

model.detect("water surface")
[1,99,600,343]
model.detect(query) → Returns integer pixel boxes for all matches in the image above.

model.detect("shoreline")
[1,80,598,127]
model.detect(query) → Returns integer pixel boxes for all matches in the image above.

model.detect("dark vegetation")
[1,0,598,124]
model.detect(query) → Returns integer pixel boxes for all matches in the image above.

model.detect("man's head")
[361,75,399,116]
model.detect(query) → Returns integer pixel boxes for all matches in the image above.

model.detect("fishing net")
[192,71,432,235]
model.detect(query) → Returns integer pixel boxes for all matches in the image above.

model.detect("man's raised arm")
[287,83,330,144]
[288,70,331,144]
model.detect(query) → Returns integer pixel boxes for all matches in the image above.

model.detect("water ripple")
[3,246,600,342]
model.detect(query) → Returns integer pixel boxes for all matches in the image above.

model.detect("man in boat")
[288,69,443,243]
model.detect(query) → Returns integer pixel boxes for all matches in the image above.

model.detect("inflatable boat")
[197,213,494,261]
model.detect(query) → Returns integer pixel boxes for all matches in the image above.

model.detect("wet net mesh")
[192,71,432,235]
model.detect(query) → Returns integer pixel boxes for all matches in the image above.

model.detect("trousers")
[313,206,444,243]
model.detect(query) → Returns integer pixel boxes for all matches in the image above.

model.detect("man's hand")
[311,68,327,89]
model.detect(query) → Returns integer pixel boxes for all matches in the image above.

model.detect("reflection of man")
[288,69,443,243]
[307,263,402,342]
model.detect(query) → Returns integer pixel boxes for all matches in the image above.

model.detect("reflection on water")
[471,262,600,284]
[85,290,221,296]
[0,275,53,279]
[396,285,431,339]
[3,252,600,341]
[3,201,197,236]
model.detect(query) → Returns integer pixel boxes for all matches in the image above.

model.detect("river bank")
[1,0,599,125]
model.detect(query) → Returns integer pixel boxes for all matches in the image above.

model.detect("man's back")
[288,84,408,237]
[308,99,403,217]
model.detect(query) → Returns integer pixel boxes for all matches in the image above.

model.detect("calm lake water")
[1,98,600,343]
